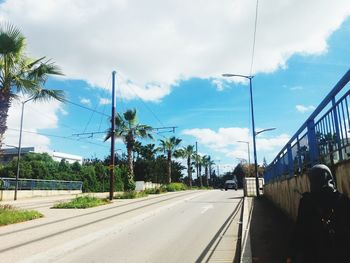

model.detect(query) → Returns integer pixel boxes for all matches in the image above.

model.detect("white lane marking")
[201,204,214,214]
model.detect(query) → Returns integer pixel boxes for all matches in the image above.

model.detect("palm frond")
[29,89,65,102]
[0,23,25,55]
[27,60,63,83]
[123,109,137,126]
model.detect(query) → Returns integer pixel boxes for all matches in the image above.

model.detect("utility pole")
[15,97,34,201]
[109,71,116,201]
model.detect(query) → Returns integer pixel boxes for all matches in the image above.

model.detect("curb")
[240,197,253,263]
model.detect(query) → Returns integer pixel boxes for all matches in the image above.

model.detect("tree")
[134,143,157,182]
[175,145,195,188]
[158,136,182,184]
[105,109,153,185]
[0,23,64,148]
[202,155,210,187]
[193,153,203,187]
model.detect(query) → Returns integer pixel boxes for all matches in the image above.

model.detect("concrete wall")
[0,190,82,201]
[264,174,309,221]
[135,181,161,191]
[264,161,350,221]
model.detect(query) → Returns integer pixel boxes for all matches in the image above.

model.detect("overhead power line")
[65,100,109,117]
[249,0,259,76]
[71,126,177,139]
[7,128,109,149]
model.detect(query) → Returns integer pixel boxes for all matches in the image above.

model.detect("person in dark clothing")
[286,164,350,263]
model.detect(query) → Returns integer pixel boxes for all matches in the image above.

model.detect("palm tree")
[202,155,210,187]
[203,155,215,187]
[208,157,215,182]
[158,136,182,184]
[193,153,203,187]
[105,109,153,181]
[140,143,157,160]
[0,23,64,148]
[175,145,195,188]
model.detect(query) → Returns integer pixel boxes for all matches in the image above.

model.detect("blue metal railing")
[0,178,83,191]
[264,69,350,183]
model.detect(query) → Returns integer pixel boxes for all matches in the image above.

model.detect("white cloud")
[296,104,315,113]
[256,134,290,151]
[0,0,348,101]
[182,127,290,162]
[58,107,69,116]
[99,98,111,105]
[290,86,303,91]
[3,97,64,151]
[182,127,250,149]
[80,98,91,106]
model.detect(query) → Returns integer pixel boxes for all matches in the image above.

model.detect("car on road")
[224,180,238,191]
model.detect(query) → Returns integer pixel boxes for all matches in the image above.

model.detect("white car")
[224,180,238,191]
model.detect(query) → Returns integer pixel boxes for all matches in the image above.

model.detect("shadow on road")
[250,197,294,263]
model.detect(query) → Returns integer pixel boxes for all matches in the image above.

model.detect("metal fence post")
[307,119,319,165]
[332,98,343,161]
[287,144,294,177]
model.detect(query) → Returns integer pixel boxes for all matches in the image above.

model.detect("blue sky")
[2,0,350,173]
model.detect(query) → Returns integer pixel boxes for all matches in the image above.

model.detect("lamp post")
[14,97,35,200]
[222,73,261,196]
[109,71,116,201]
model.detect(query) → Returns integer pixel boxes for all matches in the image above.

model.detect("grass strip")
[53,196,110,209]
[114,191,149,199]
[0,204,43,226]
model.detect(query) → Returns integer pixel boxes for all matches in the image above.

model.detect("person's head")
[308,164,336,193]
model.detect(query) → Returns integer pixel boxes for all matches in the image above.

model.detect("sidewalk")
[243,197,295,263]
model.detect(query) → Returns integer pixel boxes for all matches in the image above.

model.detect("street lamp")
[222,73,261,196]
[15,97,35,200]
[256,127,276,136]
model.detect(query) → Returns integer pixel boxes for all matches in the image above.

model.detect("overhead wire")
[249,0,259,76]
[248,0,259,141]
[25,104,81,134]
[7,128,109,149]
[65,99,109,117]
[116,73,166,127]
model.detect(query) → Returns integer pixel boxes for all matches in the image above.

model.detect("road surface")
[0,190,243,263]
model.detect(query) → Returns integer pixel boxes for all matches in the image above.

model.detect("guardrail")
[264,69,350,183]
[0,177,83,191]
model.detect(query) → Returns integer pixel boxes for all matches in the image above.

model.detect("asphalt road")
[0,190,243,263]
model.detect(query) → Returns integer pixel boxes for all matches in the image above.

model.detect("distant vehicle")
[224,180,237,191]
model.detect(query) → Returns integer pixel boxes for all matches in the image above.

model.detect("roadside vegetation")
[114,183,189,199]
[52,196,109,209]
[0,204,43,226]
[114,191,149,199]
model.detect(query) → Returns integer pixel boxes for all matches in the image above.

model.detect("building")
[0,147,83,164]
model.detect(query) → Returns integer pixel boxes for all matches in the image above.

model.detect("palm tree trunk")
[205,166,209,187]
[127,145,134,177]
[167,151,172,184]
[209,165,212,186]
[187,156,192,188]
[0,92,11,150]
[199,165,203,187]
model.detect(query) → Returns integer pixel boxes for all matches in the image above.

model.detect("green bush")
[144,187,167,194]
[0,204,43,226]
[52,196,109,209]
[166,183,187,192]
[124,170,136,191]
[114,191,148,199]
